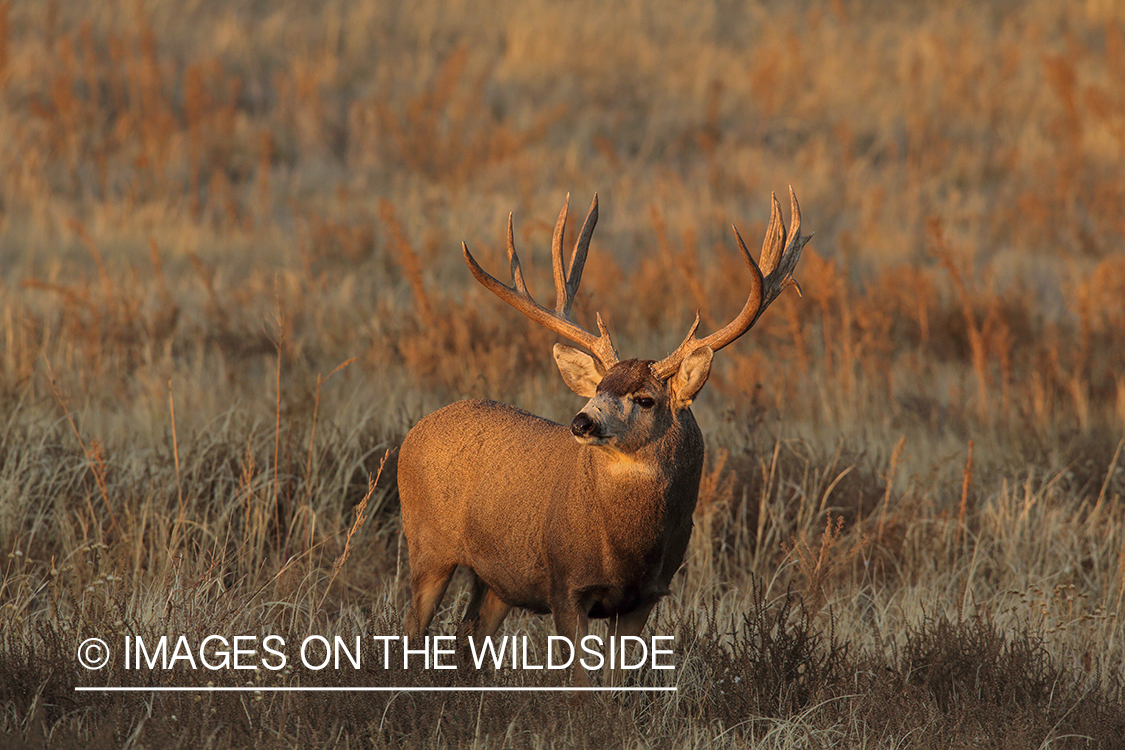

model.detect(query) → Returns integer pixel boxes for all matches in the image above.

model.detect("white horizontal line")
[75,686,676,693]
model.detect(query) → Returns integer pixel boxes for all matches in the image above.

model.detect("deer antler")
[463,194,620,369]
[650,187,811,379]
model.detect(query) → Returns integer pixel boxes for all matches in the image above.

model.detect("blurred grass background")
[1,0,1124,747]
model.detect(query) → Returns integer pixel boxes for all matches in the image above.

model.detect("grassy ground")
[1,0,1124,747]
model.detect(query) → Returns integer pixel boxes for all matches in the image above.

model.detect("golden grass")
[1,0,1124,747]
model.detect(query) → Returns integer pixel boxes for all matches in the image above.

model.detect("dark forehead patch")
[597,359,657,396]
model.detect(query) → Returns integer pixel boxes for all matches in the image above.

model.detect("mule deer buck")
[398,189,809,685]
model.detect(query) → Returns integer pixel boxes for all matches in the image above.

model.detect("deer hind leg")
[605,601,657,687]
[461,574,513,654]
[405,562,457,640]
[474,590,513,639]
[461,574,487,627]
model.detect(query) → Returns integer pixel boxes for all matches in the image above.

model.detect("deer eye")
[635,396,656,409]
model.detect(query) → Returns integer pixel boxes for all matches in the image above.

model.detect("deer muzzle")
[570,411,607,444]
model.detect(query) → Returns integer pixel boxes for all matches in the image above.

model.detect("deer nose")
[570,412,596,438]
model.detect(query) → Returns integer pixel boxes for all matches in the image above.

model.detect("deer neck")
[582,408,704,527]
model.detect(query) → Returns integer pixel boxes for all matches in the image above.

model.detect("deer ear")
[553,344,605,397]
[670,345,713,405]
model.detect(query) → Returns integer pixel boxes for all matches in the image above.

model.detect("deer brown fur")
[397,190,810,686]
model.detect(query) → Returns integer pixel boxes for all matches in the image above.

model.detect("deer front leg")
[605,601,656,687]
[552,595,592,687]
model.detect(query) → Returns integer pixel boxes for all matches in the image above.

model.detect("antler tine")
[650,188,810,379]
[506,213,529,296]
[463,196,619,368]
[563,194,598,318]
[549,193,600,319]
[551,194,570,316]
[756,186,809,316]
[759,191,786,276]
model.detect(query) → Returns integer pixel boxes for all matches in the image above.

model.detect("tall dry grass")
[1,0,1124,747]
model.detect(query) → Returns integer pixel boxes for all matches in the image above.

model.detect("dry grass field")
[2,0,1124,747]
